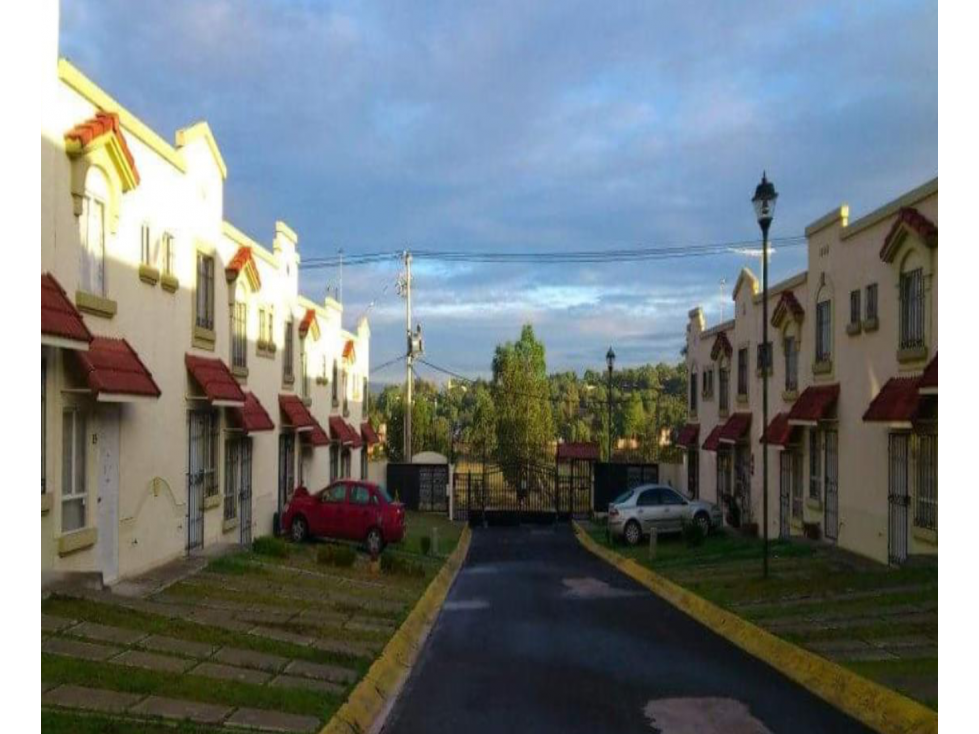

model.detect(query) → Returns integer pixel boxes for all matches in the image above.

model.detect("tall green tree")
[491,324,554,468]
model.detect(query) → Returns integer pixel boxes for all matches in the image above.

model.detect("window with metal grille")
[756,342,772,375]
[363,377,369,413]
[141,223,152,266]
[850,291,863,326]
[42,358,47,494]
[80,194,106,296]
[232,302,247,370]
[866,283,878,321]
[278,432,296,510]
[809,429,821,501]
[190,410,219,498]
[737,348,748,397]
[824,429,838,504]
[791,451,803,520]
[361,447,368,480]
[332,360,339,405]
[342,449,352,478]
[330,444,339,480]
[784,336,797,392]
[915,431,937,530]
[283,320,294,381]
[342,369,349,416]
[816,301,831,362]
[195,253,215,330]
[719,367,729,412]
[900,268,925,349]
[163,233,175,276]
[301,350,310,400]
[224,437,241,522]
[689,372,698,412]
[687,448,699,499]
[62,409,87,532]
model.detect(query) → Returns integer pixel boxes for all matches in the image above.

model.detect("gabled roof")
[185,354,246,406]
[710,332,733,361]
[880,207,938,263]
[787,384,840,425]
[732,267,759,301]
[298,309,319,340]
[225,247,261,291]
[41,273,93,348]
[64,111,140,190]
[279,394,317,431]
[74,338,161,401]
[175,121,227,179]
[675,424,699,449]
[771,290,805,328]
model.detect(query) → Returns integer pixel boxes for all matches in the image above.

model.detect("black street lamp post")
[752,172,778,579]
[606,347,616,462]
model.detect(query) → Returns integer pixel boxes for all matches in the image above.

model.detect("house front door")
[95,405,120,584]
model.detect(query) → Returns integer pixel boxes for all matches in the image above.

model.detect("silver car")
[607,484,723,545]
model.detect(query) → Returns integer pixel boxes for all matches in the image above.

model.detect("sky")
[59,1,937,382]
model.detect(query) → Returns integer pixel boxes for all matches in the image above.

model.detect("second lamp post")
[606,347,616,462]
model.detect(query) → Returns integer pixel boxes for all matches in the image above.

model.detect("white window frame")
[80,192,106,296]
[62,409,88,532]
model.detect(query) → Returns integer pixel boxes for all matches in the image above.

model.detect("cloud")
[59,0,937,376]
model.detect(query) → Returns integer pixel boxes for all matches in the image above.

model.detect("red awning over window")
[702,425,724,452]
[719,412,752,444]
[556,442,599,461]
[279,394,316,431]
[185,354,246,406]
[863,377,923,424]
[42,274,93,348]
[230,391,274,433]
[361,421,380,446]
[305,420,332,447]
[919,354,937,396]
[760,412,795,446]
[787,384,840,424]
[74,337,161,401]
[330,416,363,448]
[675,424,700,449]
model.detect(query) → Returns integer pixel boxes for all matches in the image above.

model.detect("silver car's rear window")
[611,489,634,505]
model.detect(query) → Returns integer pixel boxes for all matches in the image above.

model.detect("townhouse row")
[41,55,378,584]
[676,179,937,565]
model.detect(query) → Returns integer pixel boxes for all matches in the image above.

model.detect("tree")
[491,324,554,470]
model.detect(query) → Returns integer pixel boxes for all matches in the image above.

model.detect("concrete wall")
[684,180,937,564]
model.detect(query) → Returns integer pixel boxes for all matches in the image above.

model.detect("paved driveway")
[383,524,872,734]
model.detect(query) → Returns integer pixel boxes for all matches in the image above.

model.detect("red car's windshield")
[375,485,394,503]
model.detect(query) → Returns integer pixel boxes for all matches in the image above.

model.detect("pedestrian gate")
[888,434,910,564]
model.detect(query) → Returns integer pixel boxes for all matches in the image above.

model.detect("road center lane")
[383,525,872,734]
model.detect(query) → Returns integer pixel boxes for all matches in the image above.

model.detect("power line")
[299,236,807,269]
[372,353,407,374]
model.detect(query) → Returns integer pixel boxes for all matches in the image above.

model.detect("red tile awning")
[361,421,380,446]
[225,246,261,289]
[342,339,356,362]
[702,425,724,452]
[230,391,275,433]
[74,337,161,401]
[760,412,796,447]
[719,412,752,444]
[64,111,140,188]
[330,416,363,448]
[185,354,246,406]
[787,384,840,425]
[279,394,316,431]
[863,377,923,425]
[42,274,93,349]
[304,420,332,447]
[919,354,937,396]
[675,424,700,449]
[556,442,599,461]
[298,309,319,340]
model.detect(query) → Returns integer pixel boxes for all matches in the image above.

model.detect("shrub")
[380,553,426,578]
[420,536,432,556]
[252,536,290,558]
[317,544,357,568]
[682,519,706,548]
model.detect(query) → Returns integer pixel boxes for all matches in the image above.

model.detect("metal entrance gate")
[888,433,910,564]
[454,462,565,525]
[824,430,839,542]
[186,411,214,551]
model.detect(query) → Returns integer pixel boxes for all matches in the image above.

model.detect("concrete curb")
[572,522,937,734]
[320,525,472,734]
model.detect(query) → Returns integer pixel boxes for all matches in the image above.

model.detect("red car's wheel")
[291,516,308,543]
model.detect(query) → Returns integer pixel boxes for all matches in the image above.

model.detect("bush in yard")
[252,536,290,558]
[682,519,706,548]
[380,553,426,578]
[420,536,432,556]
[317,544,357,568]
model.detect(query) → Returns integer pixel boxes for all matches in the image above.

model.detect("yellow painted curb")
[573,522,937,734]
[321,525,472,734]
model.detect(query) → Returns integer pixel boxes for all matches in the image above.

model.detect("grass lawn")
[42,517,467,731]
[582,520,937,709]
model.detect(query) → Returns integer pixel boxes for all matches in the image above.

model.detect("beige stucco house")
[678,179,937,565]
[41,24,375,584]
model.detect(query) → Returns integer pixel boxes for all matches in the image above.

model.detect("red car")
[282,480,406,555]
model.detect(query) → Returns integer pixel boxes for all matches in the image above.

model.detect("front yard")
[583,521,938,710]
[41,512,464,733]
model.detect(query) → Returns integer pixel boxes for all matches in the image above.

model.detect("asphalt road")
[382,524,873,734]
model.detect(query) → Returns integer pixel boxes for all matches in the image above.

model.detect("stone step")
[42,636,121,662]
[270,674,344,695]
[112,649,196,675]
[129,695,233,725]
[43,684,142,714]
[138,634,217,659]
[213,646,289,673]
[41,614,77,633]
[284,659,357,683]
[191,661,272,686]
[226,707,320,733]
[70,621,148,646]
